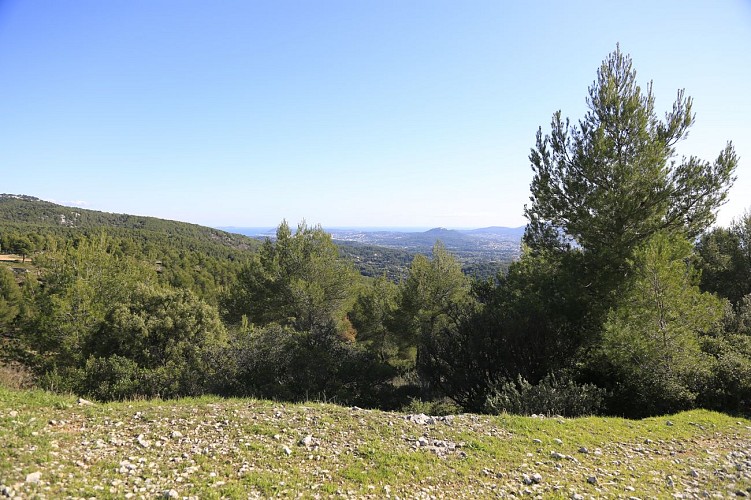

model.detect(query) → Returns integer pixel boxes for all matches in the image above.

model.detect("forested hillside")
[1,49,750,418]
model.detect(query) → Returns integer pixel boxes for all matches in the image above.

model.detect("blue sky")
[1,1,749,229]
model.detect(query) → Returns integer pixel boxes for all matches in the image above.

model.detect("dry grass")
[0,254,30,262]
[0,362,35,390]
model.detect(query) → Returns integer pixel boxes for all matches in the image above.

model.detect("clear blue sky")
[1,1,749,229]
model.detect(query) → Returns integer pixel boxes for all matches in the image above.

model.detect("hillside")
[0,194,260,304]
[0,194,256,253]
[1,388,749,498]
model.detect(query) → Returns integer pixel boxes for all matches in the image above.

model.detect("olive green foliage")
[349,275,401,363]
[502,47,740,416]
[484,373,606,417]
[0,195,256,306]
[697,296,751,415]
[8,234,227,400]
[404,243,475,390]
[81,284,228,400]
[415,247,591,412]
[396,242,473,360]
[225,323,393,407]
[223,221,359,334]
[23,235,156,384]
[526,47,736,268]
[0,267,21,336]
[601,233,723,416]
[694,210,751,307]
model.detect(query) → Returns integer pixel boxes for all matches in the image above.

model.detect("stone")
[25,472,41,484]
[170,431,183,439]
[553,438,563,445]
[300,435,314,447]
[8,411,18,418]
[77,397,93,406]
[405,413,436,425]
[162,489,179,498]
[587,476,597,485]
[283,446,292,456]
[578,446,589,454]
[137,434,151,448]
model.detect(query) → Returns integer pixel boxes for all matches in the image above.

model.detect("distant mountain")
[460,226,526,237]
[325,225,524,264]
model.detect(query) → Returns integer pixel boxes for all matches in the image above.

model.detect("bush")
[227,322,394,407]
[401,397,462,416]
[80,355,143,401]
[79,284,228,400]
[484,373,606,417]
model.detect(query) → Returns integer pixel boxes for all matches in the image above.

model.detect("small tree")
[223,221,359,335]
[350,275,400,363]
[601,232,723,416]
[11,236,34,263]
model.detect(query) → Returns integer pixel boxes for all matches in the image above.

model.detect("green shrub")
[484,373,606,417]
[401,397,462,416]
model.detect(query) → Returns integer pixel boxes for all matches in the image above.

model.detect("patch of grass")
[0,387,749,498]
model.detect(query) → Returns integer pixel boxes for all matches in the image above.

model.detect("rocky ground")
[1,389,750,499]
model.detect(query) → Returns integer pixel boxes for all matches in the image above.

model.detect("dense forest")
[1,48,749,418]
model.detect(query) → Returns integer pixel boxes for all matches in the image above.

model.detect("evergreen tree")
[694,209,751,307]
[601,233,723,416]
[0,267,21,337]
[223,221,359,334]
[525,46,737,293]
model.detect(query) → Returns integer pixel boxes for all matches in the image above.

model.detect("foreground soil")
[1,388,749,499]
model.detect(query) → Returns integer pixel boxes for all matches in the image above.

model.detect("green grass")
[1,386,749,498]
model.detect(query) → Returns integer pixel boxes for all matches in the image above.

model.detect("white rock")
[25,472,41,484]
[300,435,314,447]
[77,397,93,406]
[170,431,183,439]
[283,446,292,456]
[137,434,151,448]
